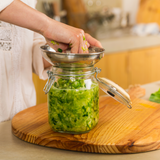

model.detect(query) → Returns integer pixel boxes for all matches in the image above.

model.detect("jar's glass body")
[47,67,99,134]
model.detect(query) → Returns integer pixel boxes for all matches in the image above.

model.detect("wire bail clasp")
[43,70,55,94]
[95,67,101,80]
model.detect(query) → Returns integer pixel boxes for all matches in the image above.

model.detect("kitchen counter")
[1,81,160,160]
[99,35,160,54]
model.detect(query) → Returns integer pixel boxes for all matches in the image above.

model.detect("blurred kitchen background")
[36,0,140,38]
[33,0,160,104]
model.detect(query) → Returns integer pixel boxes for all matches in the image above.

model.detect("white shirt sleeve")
[0,0,14,12]
[32,32,51,80]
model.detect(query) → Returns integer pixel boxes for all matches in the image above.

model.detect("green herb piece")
[81,46,86,51]
[57,48,63,52]
[149,89,160,103]
[48,78,99,133]
[51,40,59,45]
[83,36,86,41]
[69,43,72,48]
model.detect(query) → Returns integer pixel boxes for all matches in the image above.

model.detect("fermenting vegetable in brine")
[48,77,99,134]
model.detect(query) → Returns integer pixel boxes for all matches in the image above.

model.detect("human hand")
[42,19,102,53]
[0,0,102,53]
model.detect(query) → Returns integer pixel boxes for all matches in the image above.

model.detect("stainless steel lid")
[40,45,105,67]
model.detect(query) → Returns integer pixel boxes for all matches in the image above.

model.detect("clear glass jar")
[45,66,99,134]
[42,45,132,135]
[44,66,132,134]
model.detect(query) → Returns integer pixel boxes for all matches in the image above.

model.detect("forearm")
[43,58,52,69]
[0,0,49,34]
[0,0,102,53]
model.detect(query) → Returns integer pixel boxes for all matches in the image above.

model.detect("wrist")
[36,13,50,35]
[40,17,61,41]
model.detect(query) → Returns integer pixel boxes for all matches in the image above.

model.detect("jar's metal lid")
[40,45,105,68]
[97,77,132,109]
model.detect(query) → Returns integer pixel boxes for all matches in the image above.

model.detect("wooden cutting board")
[12,86,160,153]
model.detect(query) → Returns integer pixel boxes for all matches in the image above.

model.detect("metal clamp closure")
[43,70,55,94]
[95,67,101,80]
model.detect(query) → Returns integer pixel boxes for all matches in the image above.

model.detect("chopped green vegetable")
[83,36,86,41]
[149,89,160,103]
[69,43,72,48]
[81,47,86,51]
[57,48,63,52]
[51,40,59,45]
[48,78,99,134]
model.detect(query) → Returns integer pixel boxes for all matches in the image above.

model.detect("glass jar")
[44,66,99,134]
[44,66,132,134]
[42,45,132,135]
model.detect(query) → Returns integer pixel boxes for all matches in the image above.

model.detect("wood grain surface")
[62,0,88,29]
[137,0,160,25]
[12,86,160,153]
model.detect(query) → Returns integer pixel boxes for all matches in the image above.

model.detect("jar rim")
[51,66,95,77]
[52,65,94,69]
